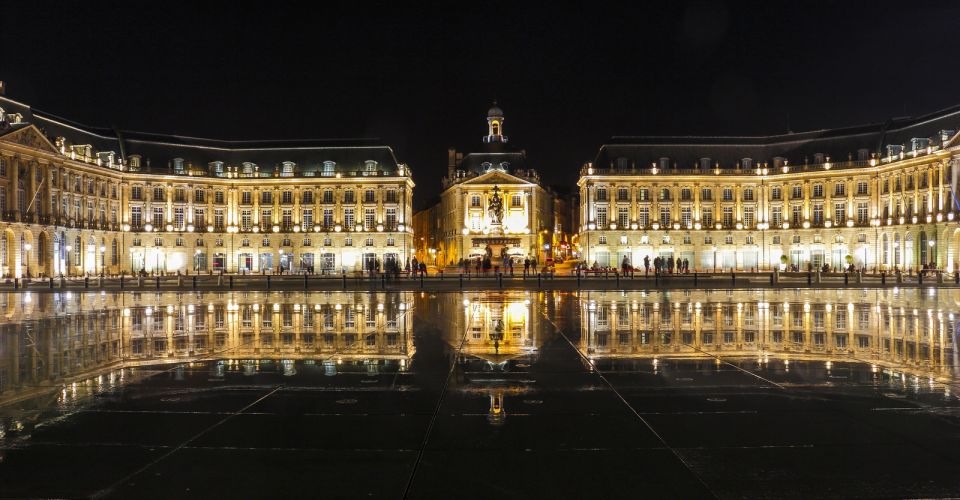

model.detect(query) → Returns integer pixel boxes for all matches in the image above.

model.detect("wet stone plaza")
[0,288,959,498]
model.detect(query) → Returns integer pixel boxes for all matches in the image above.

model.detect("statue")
[488,185,504,224]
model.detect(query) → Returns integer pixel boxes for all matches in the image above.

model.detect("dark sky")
[6,1,960,209]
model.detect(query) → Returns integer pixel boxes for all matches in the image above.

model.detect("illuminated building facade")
[0,91,414,278]
[414,105,556,267]
[0,291,415,399]
[579,107,960,272]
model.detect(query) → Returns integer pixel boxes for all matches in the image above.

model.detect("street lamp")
[279,248,285,274]
[711,245,718,273]
[195,249,202,272]
[23,242,31,278]
[929,239,936,268]
[100,245,106,276]
[65,244,72,277]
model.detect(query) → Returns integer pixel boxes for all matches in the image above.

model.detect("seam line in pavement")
[540,301,720,500]
[90,384,285,499]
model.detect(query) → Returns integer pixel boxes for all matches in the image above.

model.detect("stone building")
[414,104,556,268]
[578,106,960,272]
[0,90,415,277]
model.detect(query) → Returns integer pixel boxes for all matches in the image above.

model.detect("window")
[701,207,713,227]
[194,189,205,203]
[772,235,781,244]
[322,190,334,203]
[771,187,781,200]
[596,206,607,227]
[834,202,846,224]
[261,209,272,227]
[792,186,803,199]
[598,236,607,244]
[596,187,607,201]
[722,207,733,227]
[386,207,397,227]
[681,207,692,227]
[772,207,782,227]
[638,207,649,227]
[322,208,333,228]
[722,188,733,201]
[215,191,225,204]
[704,235,713,244]
[241,191,252,204]
[303,209,314,230]
[511,194,522,207]
[639,188,650,201]
[617,187,629,201]
[261,191,273,204]
[791,206,802,225]
[241,210,252,231]
[282,191,293,204]
[131,186,143,200]
[344,208,355,228]
[743,207,754,228]
[152,207,164,227]
[302,190,314,204]
[618,207,629,227]
[153,186,165,202]
[364,208,375,230]
[660,188,671,201]
[742,188,754,201]
[681,188,692,201]
[700,188,712,201]
[813,204,823,224]
[659,206,670,226]
[834,182,846,196]
[856,181,868,195]
[364,190,376,203]
[344,190,355,203]
[385,189,398,203]
[470,194,481,207]
[131,206,142,227]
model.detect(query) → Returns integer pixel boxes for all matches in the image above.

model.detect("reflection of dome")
[488,103,504,117]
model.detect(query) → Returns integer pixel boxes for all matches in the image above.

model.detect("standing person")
[523,258,530,277]
[644,255,650,275]
[621,256,630,274]
[411,256,419,278]
[683,258,690,273]
[654,256,661,273]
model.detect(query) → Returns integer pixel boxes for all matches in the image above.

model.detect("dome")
[487,103,504,118]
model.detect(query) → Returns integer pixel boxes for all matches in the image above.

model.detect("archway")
[37,231,50,277]
[20,231,33,278]
[1,229,13,278]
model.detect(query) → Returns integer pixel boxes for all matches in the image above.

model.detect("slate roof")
[456,141,528,174]
[0,95,404,176]
[594,105,960,169]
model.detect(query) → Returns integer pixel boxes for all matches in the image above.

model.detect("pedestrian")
[523,258,530,277]
[644,255,650,274]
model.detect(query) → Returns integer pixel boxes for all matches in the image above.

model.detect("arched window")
[894,233,901,265]
[882,234,889,265]
[491,121,500,136]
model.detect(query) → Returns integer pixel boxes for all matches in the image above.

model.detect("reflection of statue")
[488,186,503,224]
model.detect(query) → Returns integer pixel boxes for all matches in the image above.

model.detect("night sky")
[6,1,960,209]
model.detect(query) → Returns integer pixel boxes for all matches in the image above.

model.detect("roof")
[456,141,528,174]
[594,104,960,169]
[0,95,405,177]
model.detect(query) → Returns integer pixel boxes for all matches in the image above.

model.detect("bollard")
[267,275,272,289]
[99,276,103,288]
[955,271,959,284]
[881,272,886,285]
[85,277,89,289]
[498,272,502,289]
[343,274,347,289]
[616,272,619,287]
[919,272,923,285]
[120,275,125,289]
[381,274,385,290]
[538,272,541,288]
[731,272,735,286]
[137,276,143,288]
[156,276,160,289]
[177,276,182,287]
[694,272,698,287]
[305,274,309,290]
[807,271,812,285]
[938,271,944,284]
[13,278,18,289]
[229,275,234,289]
[459,273,463,289]
[577,272,581,288]
[193,275,197,289]
[844,273,849,285]
[420,273,424,289]
[655,272,659,286]
[49,276,54,289]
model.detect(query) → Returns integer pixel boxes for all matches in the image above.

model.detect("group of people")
[409,257,428,277]
[640,255,690,274]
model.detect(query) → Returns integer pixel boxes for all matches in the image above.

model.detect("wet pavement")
[0,289,958,498]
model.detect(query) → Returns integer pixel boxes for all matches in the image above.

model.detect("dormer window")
[615,157,629,170]
[813,153,825,164]
[241,162,256,176]
[741,158,753,170]
[172,157,185,173]
[129,155,142,171]
[209,161,224,176]
[364,160,378,175]
[699,157,712,170]
[281,161,296,177]
[481,161,492,171]
[658,157,670,170]
[499,162,510,171]
[99,151,116,168]
[322,161,336,177]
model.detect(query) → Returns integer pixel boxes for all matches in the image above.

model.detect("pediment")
[461,170,533,186]
[0,124,60,154]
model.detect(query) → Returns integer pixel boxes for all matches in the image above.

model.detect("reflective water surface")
[0,289,959,498]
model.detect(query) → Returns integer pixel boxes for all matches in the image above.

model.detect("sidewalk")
[3,270,958,292]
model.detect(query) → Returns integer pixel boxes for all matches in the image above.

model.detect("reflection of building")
[0,89,414,278]
[579,108,960,271]
[578,290,957,377]
[414,105,556,267]
[0,291,414,401]
[427,292,542,363]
